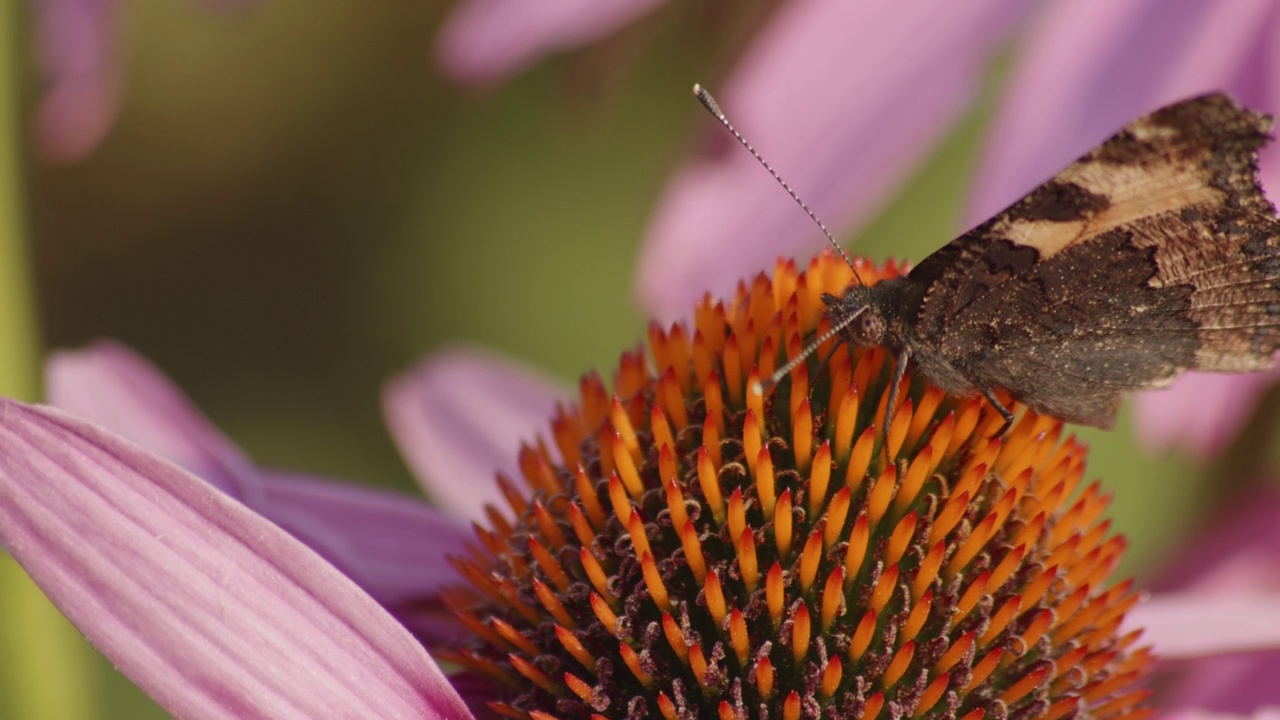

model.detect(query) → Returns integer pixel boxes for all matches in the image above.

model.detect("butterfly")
[698,88,1280,439]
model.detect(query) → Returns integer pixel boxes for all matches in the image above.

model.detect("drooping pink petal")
[46,340,258,501]
[1126,593,1280,660]
[1133,486,1280,713]
[635,0,1028,320]
[256,468,471,644]
[1126,593,1280,712]
[384,346,566,523]
[436,0,665,85]
[32,0,122,162]
[1164,710,1280,720]
[1132,367,1280,460]
[1160,649,1280,714]
[46,340,473,638]
[0,400,475,720]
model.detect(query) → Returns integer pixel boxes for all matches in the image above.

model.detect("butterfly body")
[823,93,1280,437]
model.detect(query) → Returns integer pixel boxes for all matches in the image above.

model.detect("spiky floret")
[442,253,1153,720]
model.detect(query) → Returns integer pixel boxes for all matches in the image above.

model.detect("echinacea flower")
[2,254,1158,718]
[438,252,1151,719]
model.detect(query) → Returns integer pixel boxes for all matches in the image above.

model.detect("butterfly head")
[823,289,885,348]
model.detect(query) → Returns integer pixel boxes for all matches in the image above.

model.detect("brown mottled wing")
[909,93,1280,427]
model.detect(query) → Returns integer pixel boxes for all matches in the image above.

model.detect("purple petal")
[1159,649,1280,715]
[46,340,259,502]
[635,0,1027,320]
[1134,487,1280,713]
[0,400,475,719]
[1149,486,1280,595]
[384,346,566,523]
[32,0,121,161]
[447,671,510,717]
[46,341,475,640]
[1164,710,1280,720]
[436,0,665,84]
[256,468,473,644]
[1127,593,1280,659]
[1133,367,1280,459]
[1126,593,1280,712]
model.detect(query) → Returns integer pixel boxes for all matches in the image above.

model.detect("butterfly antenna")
[693,84,865,288]
[752,305,866,395]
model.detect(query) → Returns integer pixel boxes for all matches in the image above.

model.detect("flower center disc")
[443,253,1152,720]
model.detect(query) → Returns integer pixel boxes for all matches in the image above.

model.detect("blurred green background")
[0,1,1234,718]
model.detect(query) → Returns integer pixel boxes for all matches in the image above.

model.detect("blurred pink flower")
[30,0,247,161]
[32,0,120,161]
[435,0,665,85]
[967,0,1280,459]
[4,340,1280,718]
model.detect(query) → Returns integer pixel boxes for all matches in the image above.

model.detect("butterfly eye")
[850,311,885,345]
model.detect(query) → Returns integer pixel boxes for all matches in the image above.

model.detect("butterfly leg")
[881,348,910,443]
[979,387,1015,437]
[805,343,841,405]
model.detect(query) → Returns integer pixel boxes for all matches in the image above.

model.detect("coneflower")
[444,252,1152,720]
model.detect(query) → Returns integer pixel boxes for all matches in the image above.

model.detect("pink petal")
[1164,711,1280,720]
[32,0,121,161]
[46,341,473,638]
[635,0,1027,320]
[967,0,1277,225]
[1127,593,1280,660]
[1133,367,1280,459]
[0,400,474,720]
[46,340,258,501]
[256,468,471,643]
[436,0,665,84]
[1150,484,1280,596]
[1137,487,1280,713]
[1159,650,1280,714]
[1127,593,1280,712]
[383,346,566,523]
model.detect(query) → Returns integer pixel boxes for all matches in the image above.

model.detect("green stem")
[0,5,90,720]
[0,0,37,398]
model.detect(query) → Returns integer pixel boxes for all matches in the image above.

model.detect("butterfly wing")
[906,93,1280,427]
